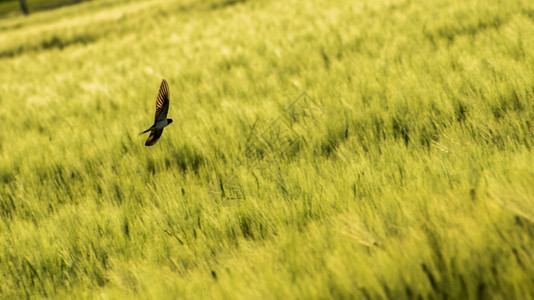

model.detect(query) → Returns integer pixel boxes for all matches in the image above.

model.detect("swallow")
[139,79,173,146]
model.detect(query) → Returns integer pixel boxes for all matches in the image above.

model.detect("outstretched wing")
[154,79,170,122]
[145,129,164,146]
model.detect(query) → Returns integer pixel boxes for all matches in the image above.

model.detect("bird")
[139,79,173,146]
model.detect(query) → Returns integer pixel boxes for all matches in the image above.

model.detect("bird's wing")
[154,79,170,122]
[145,129,164,146]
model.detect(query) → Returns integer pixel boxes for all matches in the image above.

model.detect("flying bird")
[139,79,173,146]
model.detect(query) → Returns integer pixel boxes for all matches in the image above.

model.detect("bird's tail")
[138,128,151,136]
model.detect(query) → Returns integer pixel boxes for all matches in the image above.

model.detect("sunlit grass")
[1,0,534,298]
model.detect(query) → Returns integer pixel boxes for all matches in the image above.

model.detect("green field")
[1,0,534,298]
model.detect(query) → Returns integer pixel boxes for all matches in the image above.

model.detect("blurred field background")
[1,0,534,298]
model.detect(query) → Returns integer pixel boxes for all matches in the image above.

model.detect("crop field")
[1,0,534,298]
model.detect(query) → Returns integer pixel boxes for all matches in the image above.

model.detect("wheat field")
[1,0,534,298]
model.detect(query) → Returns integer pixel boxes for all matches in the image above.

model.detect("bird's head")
[167,118,173,124]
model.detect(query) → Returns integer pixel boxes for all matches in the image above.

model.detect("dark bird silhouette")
[139,79,173,146]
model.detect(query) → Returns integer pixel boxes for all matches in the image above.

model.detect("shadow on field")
[0,0,87,19]
[177,0,248,12]
[0,33,97,58]
[146,144,206,175]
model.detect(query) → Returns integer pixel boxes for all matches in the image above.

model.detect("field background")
[1,0,534,298]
